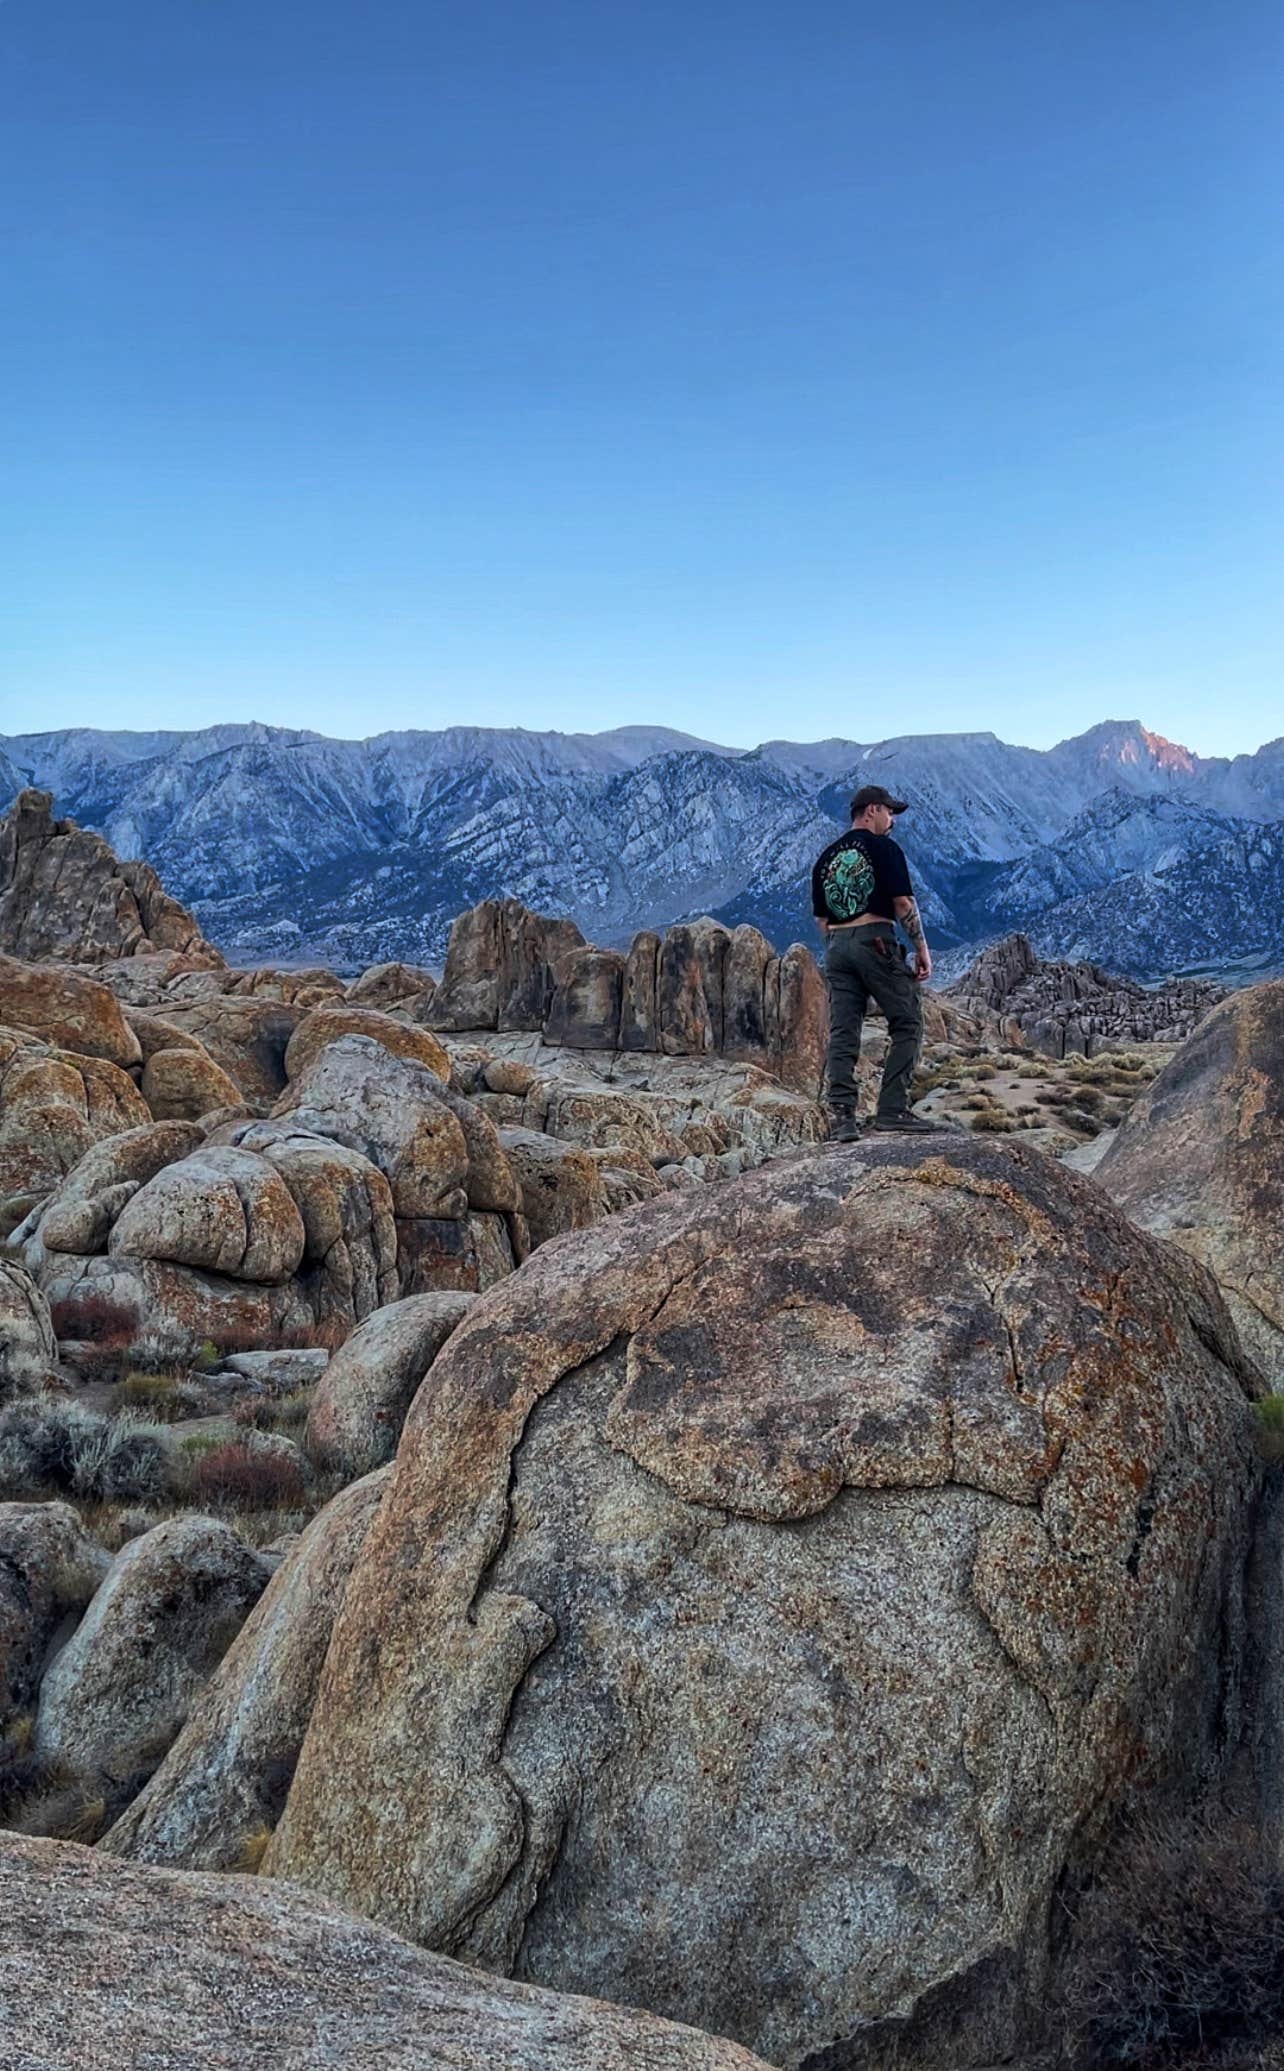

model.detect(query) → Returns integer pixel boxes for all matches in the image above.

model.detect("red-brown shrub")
[188,1441,305,1511]
[48,1291,137,1349]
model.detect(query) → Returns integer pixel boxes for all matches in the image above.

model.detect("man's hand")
[913,946,933,984]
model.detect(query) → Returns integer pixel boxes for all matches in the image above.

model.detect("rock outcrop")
[0,1258,57,1402]
[0,953,143,1068]
[948,932,1224,1057]
[427,899,828,1093]
[284,1004,450,1085]
[137,1042,245,1120]
[0,1026,151,1229]
[107,1146,307,1285]
[426,900,587,1034]
[0,787,223,966]
[265,1138,1262,2069]
[274,1037,468,1220]
[20,1072,510,1369]
[0,1502,109,1731]
[103,1470,390,1870]
[343,959,437,1009]
[135,994,305,1106]
[1097,977,1284,1381]
[304,1294,475,1479]
[1,1835,771,2070]
[34,1517,270,1800]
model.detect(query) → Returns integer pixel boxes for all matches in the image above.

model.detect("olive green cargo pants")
[824,924,923,1120]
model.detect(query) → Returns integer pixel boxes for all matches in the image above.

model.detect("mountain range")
[2,718,1282,982]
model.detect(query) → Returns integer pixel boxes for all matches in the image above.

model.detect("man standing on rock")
[812,784,942,1141]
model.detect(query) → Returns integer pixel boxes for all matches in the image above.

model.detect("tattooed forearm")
[896,896,927,950]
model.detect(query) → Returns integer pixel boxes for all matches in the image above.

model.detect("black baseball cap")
[850,783,909,816]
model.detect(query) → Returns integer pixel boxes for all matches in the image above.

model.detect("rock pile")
[948,932,1224,1057]
[0,789,223,966]
[426,899,827,1095]
[260,1136,1261,2069]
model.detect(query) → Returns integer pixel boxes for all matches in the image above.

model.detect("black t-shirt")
[812,829,913,924]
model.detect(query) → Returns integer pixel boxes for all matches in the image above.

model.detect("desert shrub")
[191,1339,222,1372]
[113,1372,204,1423]
[1017,1060,1050,1079]
[189,1440,306,1512]
[45,1292,136,1375]
[0,1399,175,1504]
[9,1777,110,1844]
[1059,1809,1284,2069]
[911,1068,951,1096]
[0,1399,96,1496]
[960,1093,997,1110]
[970,1110,1017,1132]
[1253,1397,1284,1465]
[969,1062,998,1080]
[71,1413,175,1505]
[232,1388,312,1437]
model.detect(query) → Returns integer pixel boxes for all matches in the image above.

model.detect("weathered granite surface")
[2,1835,772,2070]
[0,788,222,965]
[1098,977,1284,1382]
[266,1137,1262,2069]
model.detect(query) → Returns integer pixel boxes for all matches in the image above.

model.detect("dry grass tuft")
[1058,1808,1284,2069]
[236,1824,275,1873]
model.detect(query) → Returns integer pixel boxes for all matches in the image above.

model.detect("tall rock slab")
[1097,977,1284,1381]
[265,1139,1261,2070]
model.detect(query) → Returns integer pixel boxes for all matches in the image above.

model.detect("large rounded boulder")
[266,1138,1263,2069]
[35,1516,271,1799]
[2,1834,771,2071]
[108,1146,306,1284]
[305,1293,476,1479]
[1097,977,1284,1381]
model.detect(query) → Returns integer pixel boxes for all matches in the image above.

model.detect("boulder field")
[255,1135,1262,2069]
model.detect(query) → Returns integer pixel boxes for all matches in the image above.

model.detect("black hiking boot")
[825,1111,863,1144]
[868,1111,957,1135]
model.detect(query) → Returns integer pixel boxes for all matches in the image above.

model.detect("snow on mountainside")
[2,719,1282,981]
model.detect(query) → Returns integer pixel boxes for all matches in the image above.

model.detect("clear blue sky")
[3,1,1282,756]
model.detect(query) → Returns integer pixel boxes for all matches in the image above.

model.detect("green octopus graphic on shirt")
[822,842,877,922]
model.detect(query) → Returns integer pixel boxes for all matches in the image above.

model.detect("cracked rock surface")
[267,1137,1263,2069]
